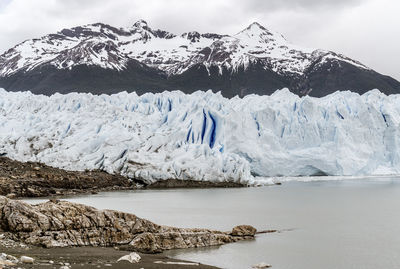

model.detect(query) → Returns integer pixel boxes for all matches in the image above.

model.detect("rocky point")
[0,196,256,254]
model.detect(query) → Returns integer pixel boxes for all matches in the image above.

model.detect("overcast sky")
[0,0,398,80]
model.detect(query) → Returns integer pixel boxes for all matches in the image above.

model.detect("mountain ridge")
[0,20,399,97]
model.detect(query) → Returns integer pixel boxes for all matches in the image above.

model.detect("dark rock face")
[304,59,400,97]
[1,58,398,98]
[168,62,291,97]
[0,60,169,96]
[0,61,288,97]
[0,196,256,253]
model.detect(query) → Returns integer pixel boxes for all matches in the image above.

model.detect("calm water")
[25,178,400,269]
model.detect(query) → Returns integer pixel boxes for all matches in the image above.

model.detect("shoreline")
[0,195,259,269]
[0,242,220,269]
[0,156,247,200]
[0,156,261,269]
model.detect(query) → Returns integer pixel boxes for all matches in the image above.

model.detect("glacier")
[0,88,400,185]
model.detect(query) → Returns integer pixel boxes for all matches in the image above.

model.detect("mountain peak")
[235,21,286,43]
[236,21,269,36]
[129,19,155,41]
[239,22,269,33]
[133,19,148,28]
[247,22,267,31]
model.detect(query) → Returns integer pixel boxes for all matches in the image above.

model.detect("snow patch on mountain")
[0,88,399,185]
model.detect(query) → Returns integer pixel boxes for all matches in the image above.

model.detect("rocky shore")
[0,157,136,198]
[0,196,256,251]
[0,195,257,268]
[0,157,265,268]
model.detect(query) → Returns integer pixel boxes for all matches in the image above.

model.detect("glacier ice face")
[0,88,399,185]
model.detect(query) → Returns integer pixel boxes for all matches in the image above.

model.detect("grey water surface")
[25,178,400,269]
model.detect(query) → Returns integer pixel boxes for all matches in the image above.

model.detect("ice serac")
[0,88,400,185]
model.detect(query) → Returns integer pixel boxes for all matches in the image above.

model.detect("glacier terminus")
[1,88,399,185]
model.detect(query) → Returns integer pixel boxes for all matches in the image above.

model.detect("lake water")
[25,178,400,269]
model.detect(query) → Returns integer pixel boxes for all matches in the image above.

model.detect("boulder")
[20,255,34,264]
[231,225,257,236]
[252,262,272,268]
[117,252,141,263]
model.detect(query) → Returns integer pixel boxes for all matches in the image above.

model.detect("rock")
[8,254,18,263]
[20,255,34,264]
[26,187,39,196]
[33,167,40,171]
[0,253,18,263]
[128,229,238,253]
[231,225,257,236]
[49,260,54,264]
[0,252,18,266]
[257,229,277,234]
[0,259,16,266]
[0,195,255,253]
[252,262,272,268]
[117,252,141,263]
[59,266,70,269]
[5,193,16,199]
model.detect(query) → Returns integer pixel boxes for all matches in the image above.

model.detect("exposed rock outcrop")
[0,157,137,198]
[231,225,257,236]
[0,196,256,253]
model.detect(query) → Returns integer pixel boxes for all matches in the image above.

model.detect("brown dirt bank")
[0,157,247,199]
[0,157,136,198]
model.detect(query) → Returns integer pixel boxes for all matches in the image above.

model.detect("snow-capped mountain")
[0,20,399,97]
[1,88,400,185]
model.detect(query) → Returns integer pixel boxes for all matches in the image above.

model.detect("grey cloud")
[243,0,364,12]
